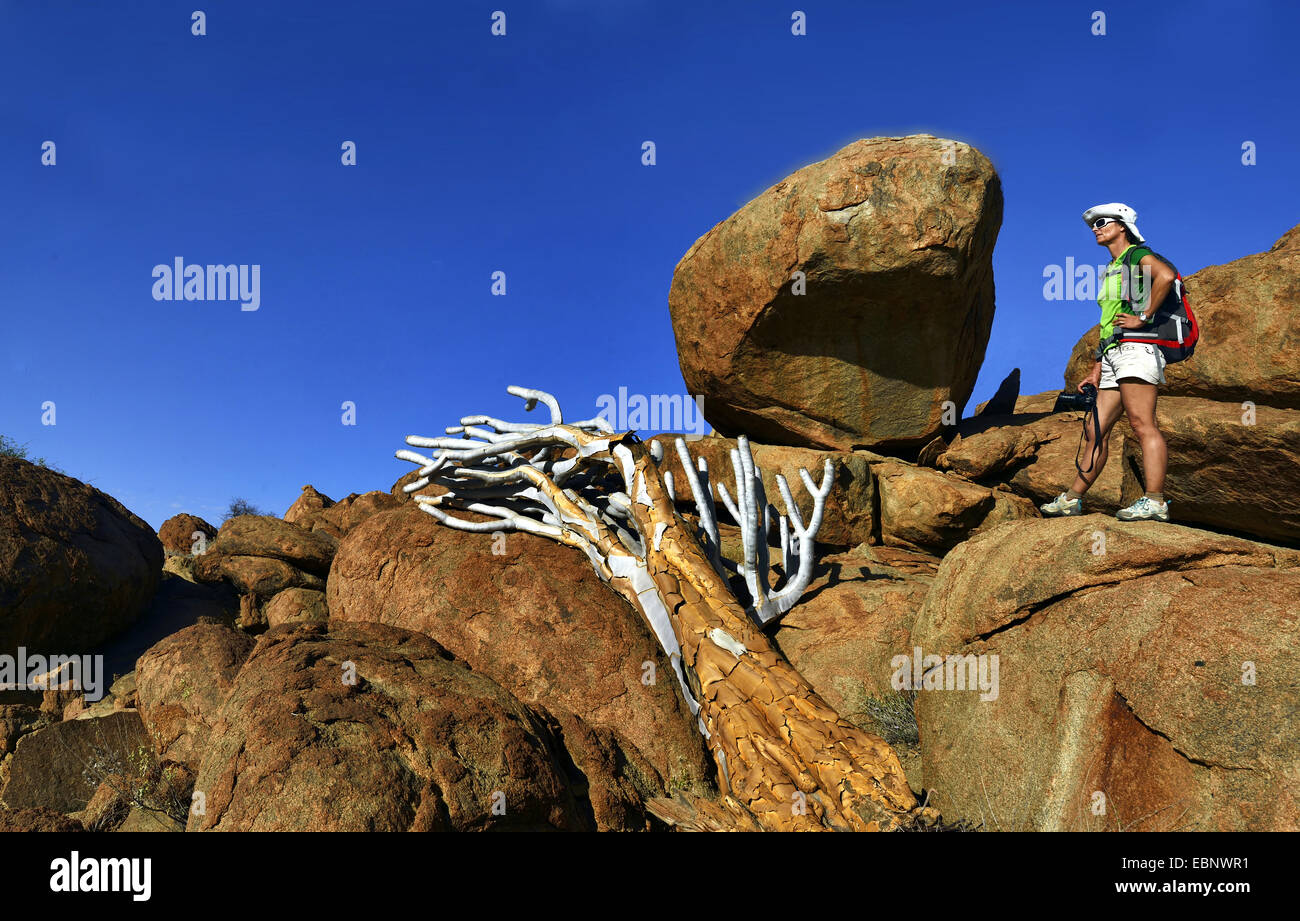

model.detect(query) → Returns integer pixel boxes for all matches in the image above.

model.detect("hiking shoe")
[1116,496,1170,522]
[1040,492,1083,517]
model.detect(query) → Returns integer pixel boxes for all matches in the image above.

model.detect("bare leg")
[1070,388,1125,495]
[1119,379,1166,493]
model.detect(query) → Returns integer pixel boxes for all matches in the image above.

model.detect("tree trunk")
[402,398,937,832]
[599,435,933,831]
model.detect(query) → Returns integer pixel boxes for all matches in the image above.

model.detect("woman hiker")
[1040,203,1174,522]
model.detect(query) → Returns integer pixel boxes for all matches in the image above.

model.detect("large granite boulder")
[262,587,329,627]
[0,457,162,655]
[201,515,336,573]
[326,505,714,793]
[157,513,217,555]
[193,553,324,597]
[912,516,1300,831]
[874,461,1037,553]
[188,622,656,831]
[669,134,1002,452]
[135,623,256,773]
[192,515,337,597]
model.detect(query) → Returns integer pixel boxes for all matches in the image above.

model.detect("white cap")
[1082,202,1144,243]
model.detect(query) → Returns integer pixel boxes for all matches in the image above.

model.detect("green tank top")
[1098,244,1152,355]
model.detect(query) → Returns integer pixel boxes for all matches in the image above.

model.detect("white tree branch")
[397,386,694,712]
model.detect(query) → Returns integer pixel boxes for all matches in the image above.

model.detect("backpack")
[1097,244,1199,363]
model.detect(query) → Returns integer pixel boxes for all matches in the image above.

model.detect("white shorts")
[1099,341,1165,389]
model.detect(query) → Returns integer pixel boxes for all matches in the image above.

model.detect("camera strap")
[1074,403,1103,478]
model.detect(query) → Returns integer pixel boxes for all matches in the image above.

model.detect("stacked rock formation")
[2,137,1296,833]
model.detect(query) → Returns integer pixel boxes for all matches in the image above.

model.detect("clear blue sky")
[3,0,1296,530]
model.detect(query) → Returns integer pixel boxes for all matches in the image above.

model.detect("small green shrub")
[0,434,63,473]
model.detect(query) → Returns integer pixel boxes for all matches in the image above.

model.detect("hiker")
[1041,203,1185,522]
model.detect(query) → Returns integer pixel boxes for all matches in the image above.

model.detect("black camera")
[1053,382,1097,413]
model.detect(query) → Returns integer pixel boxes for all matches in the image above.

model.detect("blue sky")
[2,0,1296,530]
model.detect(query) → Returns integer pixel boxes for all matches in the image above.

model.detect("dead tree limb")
[396,385,937,831]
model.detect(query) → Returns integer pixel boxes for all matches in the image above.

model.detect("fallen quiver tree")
[396,386,938,831]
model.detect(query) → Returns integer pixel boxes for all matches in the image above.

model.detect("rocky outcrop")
[286,486,400,539]
[157,513,218,555]
[941,379,1300,546]
[193,554,325,596]
[135,624,256,773]
[927,391,1132,513]
[188,622,650,831]
[669,134,1002,452]
[1,711,150,814]
[284,485,334,525]
[912,516,1300,831]
[202,515,337,573]
[1120,396,1300,544]
[262,588,328,627]
[327,505,714,793]
[774,543,940,782]
[0,457,162,654]
[875,461,1037,553]
[192,515,337,597]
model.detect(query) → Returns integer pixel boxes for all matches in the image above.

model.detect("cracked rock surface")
[188,621,660,831]
[911,515,1300,830]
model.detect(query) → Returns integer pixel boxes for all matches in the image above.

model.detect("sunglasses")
[1091,217,1122,230]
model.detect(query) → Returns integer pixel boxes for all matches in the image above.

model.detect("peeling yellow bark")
[528,429,938,831]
